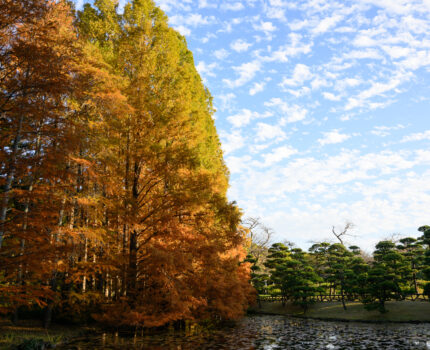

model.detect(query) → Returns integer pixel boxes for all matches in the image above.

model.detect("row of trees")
[0,0,253,328]
[247,226,430,313]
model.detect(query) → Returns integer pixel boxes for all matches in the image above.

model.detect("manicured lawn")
[249,301,430,322]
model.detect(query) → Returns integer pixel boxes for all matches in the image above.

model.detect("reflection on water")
[59,315,430,349]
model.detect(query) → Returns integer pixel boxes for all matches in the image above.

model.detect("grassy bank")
[249,301,430,323]
[0,320,95,349]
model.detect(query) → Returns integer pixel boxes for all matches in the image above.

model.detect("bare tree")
[331,221,355,246]
[243,217,273,263]
[383,232,403,244]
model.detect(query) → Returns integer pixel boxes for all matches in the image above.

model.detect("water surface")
[60,315,430,349]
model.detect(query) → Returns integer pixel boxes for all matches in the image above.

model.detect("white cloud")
[381,46,411,59]
[361,0,415,15]
[334,78,362,91]
[318,130,351,146]
[201,33,216,44]
[156,0,193,11]
[265,98,308,123]
[371,124,405,137]
[401,130,430,142]
[169,13,216,28]
[227,109,253,128]
[213,48,229,60]
[311,14,343,35]
[225,155,252,174]
[264,4,287,21]
[198,0,217,8]
[168,13,216,35]
[280,63,313,87]
[227,109,273,128]
[249,82,266,95]
[345,71,412,110]
[322,92,341,101]
[173,25,191,36]
[398,50,430,70]
[223,60,261,88]
[253,21,277,35]
[262,33,312,62]
[343,49,384,60]
[196,61,217,77]
[232,145,430,249]
[311,77,330,90]
[216,93,236,111]
[255,122,286,141]
[220,129,246,155]
[353,34,378,48]
[259,146,298,167]
[230,39,253,52]
[157,0,430,251]
[221,2,244,11]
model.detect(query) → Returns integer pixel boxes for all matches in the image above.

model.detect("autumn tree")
[1,0,252,327]
[0,0,84,323]
[76,0,252,326]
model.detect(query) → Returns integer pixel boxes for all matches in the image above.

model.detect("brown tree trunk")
[128,230,137,304]
[0,115,23,248]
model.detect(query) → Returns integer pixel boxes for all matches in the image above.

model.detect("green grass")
[0,320,93,349]
[249,301,430,322]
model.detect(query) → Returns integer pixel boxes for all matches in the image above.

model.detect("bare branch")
[331,221,355,246]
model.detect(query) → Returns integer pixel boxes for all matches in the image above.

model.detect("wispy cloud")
[318,130,351,146]
[223,60,261,88]
[230,39,253,52]
[401,130,430,142]
[249,82,266,95]
[137,0,430,250]
[221,2,244,11]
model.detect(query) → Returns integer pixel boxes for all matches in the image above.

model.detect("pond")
[60,315,430,349]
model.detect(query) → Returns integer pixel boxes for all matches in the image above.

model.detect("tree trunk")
[44,197,66,327]
[44,274,57,329]
[341,285,347,310]
[0,115,24,248]
[82,237,88,293]
[412,262,418,294]
[128,230,137,304]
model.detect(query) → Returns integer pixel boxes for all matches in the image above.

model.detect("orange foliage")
[0,0,254,328]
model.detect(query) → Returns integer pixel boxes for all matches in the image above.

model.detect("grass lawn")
[0,319,94,349]
[249,300,430,322]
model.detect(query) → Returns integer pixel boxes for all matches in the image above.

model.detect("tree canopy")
[0,0,253,327]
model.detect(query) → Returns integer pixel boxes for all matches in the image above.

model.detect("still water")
[60,315,430,349]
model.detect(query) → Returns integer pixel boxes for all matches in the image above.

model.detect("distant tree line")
[246,225,430,313]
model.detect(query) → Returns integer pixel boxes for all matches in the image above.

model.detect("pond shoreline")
[248,309,430,324]
[248,300,430,324]
[0,321,98,349]
[2,310,430,349]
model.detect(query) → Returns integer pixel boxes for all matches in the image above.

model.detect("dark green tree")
[396,237,424,295]
[344,246,369,301]
[418,226,430,299]
[326,244,354,310]
[287,248,322,312]
[264,243,291,306]
[308,242,331,296]
[265,244,321,312]
[364,241,411,313]
[245,254,269,307]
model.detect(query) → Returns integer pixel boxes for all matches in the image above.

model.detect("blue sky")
[74,0,430,251]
